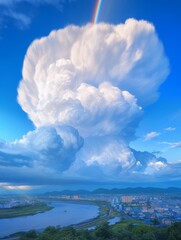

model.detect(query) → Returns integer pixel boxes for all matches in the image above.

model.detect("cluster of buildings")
[111,195,181,226]
[47,195,80,200]
[0,198,38,209]
[39,192,181,226]
[60,195,79,200]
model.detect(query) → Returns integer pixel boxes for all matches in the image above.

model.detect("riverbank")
[73,202,120,230]
[0,199,124,239]
[0,204,53,219]
[40,198,121,230]
[0,201,99,239]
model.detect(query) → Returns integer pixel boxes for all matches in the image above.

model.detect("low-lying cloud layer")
[1,19,178,187]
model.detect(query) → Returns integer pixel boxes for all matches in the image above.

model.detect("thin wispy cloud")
[3,9,31,28]
[172,142,181,148]
[143,127,176,143]
[0,0,66,7]
[0,0,70,29]
[144,131,160,141]
[160,141,181,148]
[3,185,32,190]
[165,127,176,131]
[152,151,163,155]
[172,108,181,120]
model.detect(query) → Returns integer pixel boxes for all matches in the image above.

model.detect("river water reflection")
[0,201,99,238]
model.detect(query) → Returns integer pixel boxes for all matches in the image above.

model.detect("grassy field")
[0,204,53,219]
[112,219,142,230]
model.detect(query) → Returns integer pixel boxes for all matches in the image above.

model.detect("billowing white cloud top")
[18,19,169,129]
[0,19,173,186]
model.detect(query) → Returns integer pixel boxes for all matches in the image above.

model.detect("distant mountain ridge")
[44,187,181,196]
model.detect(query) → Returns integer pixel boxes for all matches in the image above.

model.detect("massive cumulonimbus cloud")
[0,126,83,171]
[0,19,172,185]
[18,19,169,124]
[16,19,170,179]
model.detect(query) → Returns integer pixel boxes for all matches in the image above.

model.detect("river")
[0,201,99,238]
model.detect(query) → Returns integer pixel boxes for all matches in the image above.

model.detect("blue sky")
[0,0,181,191]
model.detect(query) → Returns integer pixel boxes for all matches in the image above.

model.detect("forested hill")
[18,221,181,240]
[44,187,181,196]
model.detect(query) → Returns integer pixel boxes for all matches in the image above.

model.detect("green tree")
[60,227,78,240]
[168,232,177,240]
[95,223,113,240]
[151,219,160,225]
[44,226,59,234]
[132,225,156,240]
[168,222,181,240]
[78,229,93,240]
[19,230,37,240]
[154,227,167,240]
[114,228,132,240]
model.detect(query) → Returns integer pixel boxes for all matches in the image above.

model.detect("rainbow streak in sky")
[92,0,103,24]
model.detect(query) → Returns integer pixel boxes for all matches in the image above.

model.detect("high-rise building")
[121,196,133,203]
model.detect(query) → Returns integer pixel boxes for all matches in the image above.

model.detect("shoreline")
[0,200,102,239]
[0,204,53,219]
